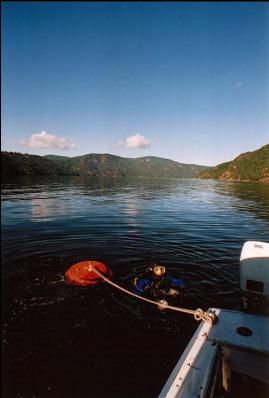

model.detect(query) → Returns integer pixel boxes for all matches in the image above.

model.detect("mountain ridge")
[3,144,268,182]
[1,151,210,179]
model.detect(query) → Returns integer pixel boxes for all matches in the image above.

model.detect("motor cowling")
[240,241,269,314]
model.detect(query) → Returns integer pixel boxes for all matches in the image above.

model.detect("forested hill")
[197,144,269,182]
[1,152,62,178]
[1,152,209,179]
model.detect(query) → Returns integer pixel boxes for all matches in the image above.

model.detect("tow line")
[66,261,218,324]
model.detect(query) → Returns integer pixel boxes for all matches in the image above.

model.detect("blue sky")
[2,2,269,166]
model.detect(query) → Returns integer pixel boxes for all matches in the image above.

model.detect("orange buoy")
[65,261,112,286]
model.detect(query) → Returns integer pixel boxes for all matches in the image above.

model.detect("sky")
[2,2,269,166]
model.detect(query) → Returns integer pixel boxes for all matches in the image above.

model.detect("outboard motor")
[240,241,269,314]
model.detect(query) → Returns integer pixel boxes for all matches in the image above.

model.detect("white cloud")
[16,131,77,150]
[235,81,244,88]
[119,133,150,149]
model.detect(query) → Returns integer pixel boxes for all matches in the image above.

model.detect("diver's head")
[152,265,166,277]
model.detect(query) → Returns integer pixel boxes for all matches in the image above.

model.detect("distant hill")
[1,152,210,179]
[1,152,61,178]
[197,144,269,182]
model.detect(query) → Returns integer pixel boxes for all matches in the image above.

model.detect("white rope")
[88,262,217,324]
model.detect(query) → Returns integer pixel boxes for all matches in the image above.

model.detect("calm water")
[2,177,269,398]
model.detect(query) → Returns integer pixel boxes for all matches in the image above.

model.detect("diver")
[133,264,185,301]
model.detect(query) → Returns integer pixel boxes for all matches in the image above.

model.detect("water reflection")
[31,198,68,221]
[218,181,269,221]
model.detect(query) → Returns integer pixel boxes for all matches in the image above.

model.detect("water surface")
[2,177,269,397]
